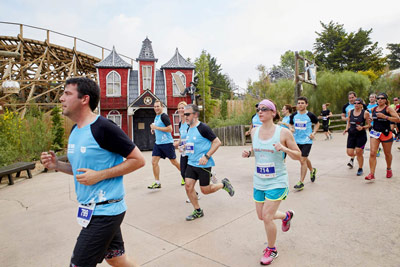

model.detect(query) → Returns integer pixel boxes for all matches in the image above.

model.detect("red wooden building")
[95,38,195,150]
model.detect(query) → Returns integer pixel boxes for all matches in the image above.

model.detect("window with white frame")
[173,111,180,136]
[172,72,186,96]
[142,65,152,90]
[107,110,122,128]
[106,71,121,96]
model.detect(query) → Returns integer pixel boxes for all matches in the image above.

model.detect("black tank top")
[349,109,366,135]
[372,106,391,135]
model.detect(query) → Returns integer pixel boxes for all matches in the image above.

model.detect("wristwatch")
[204,154,210,160]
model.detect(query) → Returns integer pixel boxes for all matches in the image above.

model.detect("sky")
[1,0,400,92]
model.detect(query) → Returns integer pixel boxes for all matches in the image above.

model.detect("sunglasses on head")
[184,112,193,116]
[256,107,272,112]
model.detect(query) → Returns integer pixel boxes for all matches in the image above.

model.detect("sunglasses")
[256,107,272,112]
[377,97,387,100]
[354,102,361,105]
[184,113,194,116]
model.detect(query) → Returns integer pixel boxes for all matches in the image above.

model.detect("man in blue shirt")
[148,100,181,189]
[289,96,320,191]
[341,91,357,168]
[183,104,235,221]
[41,77,145,267]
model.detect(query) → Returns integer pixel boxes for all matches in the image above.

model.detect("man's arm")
[76,146,145,186]
[198,137,221,165]
[151,123,172,133]
[40,151,73,175]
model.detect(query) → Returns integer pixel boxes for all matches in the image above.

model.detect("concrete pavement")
[0,133,399,267]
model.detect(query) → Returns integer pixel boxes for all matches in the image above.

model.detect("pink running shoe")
[260,247,278,265]
[386,169,393,178]
[365,173,375,180]
[282,210,294,232]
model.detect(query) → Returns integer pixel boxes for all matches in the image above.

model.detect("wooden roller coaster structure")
[0,22,133,117]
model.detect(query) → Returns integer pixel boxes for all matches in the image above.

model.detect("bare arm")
[40,151,73,175]
[273,128,301,161]
[75,146,146,186]
[151,124,173,133]
[386,107,400,123]
[198,137,221,165]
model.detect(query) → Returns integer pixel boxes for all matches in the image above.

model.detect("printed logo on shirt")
[68,144,75,154]
[80,146,86,153]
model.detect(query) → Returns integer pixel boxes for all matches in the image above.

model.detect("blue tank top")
[252,114,262,128]
[154,114,174,144]
[252,126,289,190]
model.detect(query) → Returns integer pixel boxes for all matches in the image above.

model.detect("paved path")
[1,133,399,267]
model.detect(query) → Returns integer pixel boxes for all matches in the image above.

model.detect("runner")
[245,103,262,136]
[242,99,301,265]
[318,103,333,140]
[278,104,292,130]
[148,100,181,189]
[289,96,320,191]
[367,93,382,156]
[341,91,357,168]
[41,77,145,267]
[173,101,201,203]
[183,104,235,221]
[343,98,370,176]
[365,93,400,180]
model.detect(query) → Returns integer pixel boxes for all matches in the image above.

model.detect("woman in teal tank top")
[242,99,301,265]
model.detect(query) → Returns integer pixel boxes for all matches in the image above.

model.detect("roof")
[136,37,158,62]
[161,48,195,69]
[95,46,131,68]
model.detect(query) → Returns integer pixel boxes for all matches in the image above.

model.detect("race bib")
[77,203,96,228]
[185,142,194,154]
[294,120,307,130]
[256,162,276,179]
[179,139,187,155]
[322,117,327,120]
[369,130,381,139]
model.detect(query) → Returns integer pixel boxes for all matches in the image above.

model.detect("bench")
[0,162,36,185]
[43,155,68,173]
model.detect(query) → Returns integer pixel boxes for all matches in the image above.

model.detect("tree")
[195,50,216,122]
[280,50,314,72]
[314,21,385,72]
[247,64,271,99]
[51,105,64,152]
[387,43,400,70]
[206,54,231,98]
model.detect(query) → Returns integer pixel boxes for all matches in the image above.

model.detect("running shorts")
[297,144,312,157]
[253,188,288,202]
[152,143,176,159]
[185,165,211,186]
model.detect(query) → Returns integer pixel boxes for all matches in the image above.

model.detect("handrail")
[0,21,135,62]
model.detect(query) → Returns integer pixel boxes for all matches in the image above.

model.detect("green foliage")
[314,21,385,72]
[0,108,53,166]
[370,74,400,98]
[280,50,314,73]
[206,54,231,98]
[302,71,371,114]
[51,106,65,152]
[220,93,228,120]
[195,50,216,122]
[387,43,400,70]
[247,64,271,98]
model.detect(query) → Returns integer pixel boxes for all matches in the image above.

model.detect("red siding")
[98,68,129,110]
[138,61,155,94]
[100,109,129,136]
[164,69,193,107]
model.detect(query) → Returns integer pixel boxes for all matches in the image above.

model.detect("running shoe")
[329,134,333,140]
[365,173,375,181]
[147,182,161,189]
[260,247,279,265]
[356,168,363,176]
[347,159,354,169]
[377,148,381,157]
[181,178,185,186]
[310,168,316,182]
[324,137,329,141]
[294,181,304,191]
[186,192,201,203]
[185,209,204,221]
[282,210,294,232]
[386,169,393,178]
[222,178,235,196]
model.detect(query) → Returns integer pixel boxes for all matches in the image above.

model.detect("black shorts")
[180,155,188,179]
[297,144,312,157]
[185,165,211,186]
[70,212,126,267]
[152,143,176,159]
[322,124,330,132]
[347,132,367,149]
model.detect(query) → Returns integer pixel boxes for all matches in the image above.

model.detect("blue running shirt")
[179,121,189,157]
[289,111,319,144]
[67,115,135,216]
[154,113,174,145]
[252,114,262,128]
[280,115,290,129]
[186,122,217,168]
[252,126,288,190]
[342,103,355,118]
